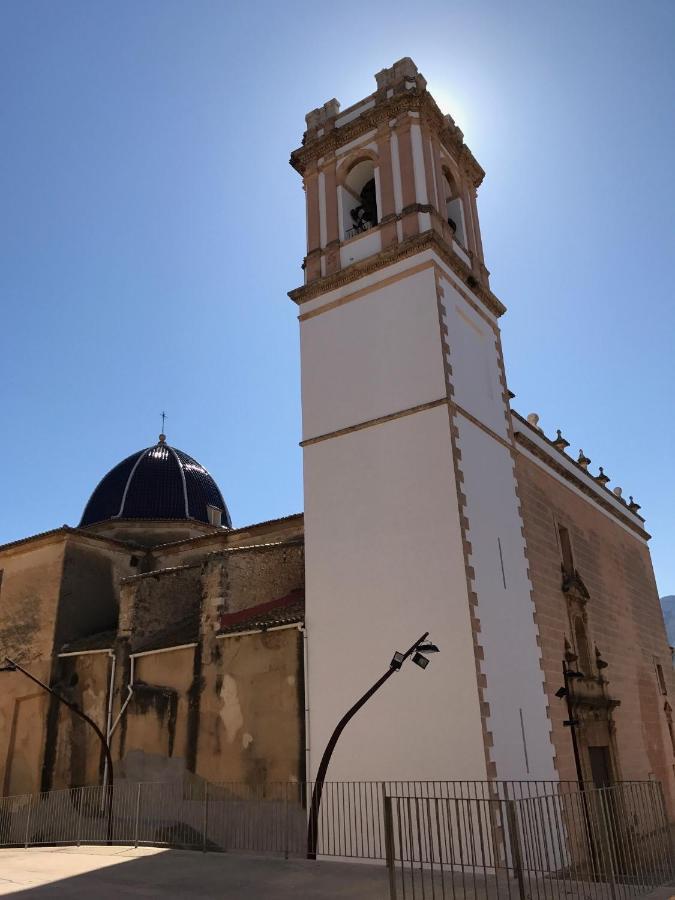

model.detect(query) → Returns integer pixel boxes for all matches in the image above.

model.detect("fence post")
[76,789,83,846]
[23,794,33,849]
[597,790,618,900]
[134,783,141,848]
[383,793,398,900]
[284,782,289,860]
[654,780,675,880]
[505,799,526,900]
[202,782,208,853]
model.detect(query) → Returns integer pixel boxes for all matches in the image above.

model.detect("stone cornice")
[289,229,506,318]
[0,525,143,557]
[291,89,484,189]
[513,423,649,540]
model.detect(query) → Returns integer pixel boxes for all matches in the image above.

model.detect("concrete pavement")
[0,845,390,898]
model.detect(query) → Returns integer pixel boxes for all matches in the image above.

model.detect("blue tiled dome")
[80,437,231,528]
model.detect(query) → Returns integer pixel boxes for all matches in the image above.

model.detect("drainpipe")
[105,654,135,787]
[299,624,311,785]
[101,651,116,791]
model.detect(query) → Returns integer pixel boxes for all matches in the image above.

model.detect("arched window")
[342,159,378,239]
[442,168,467,247]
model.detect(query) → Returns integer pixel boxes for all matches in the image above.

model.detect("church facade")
[1,59,673,815]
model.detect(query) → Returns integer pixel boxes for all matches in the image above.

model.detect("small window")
[558,525,574,575]
[655,659,668,695]
[207,505,222,527]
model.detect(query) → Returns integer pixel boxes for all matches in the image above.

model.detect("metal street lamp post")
[0,657,115,844]
[306,631,439,859]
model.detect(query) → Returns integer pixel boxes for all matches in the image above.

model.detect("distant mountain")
[661,596,675,646]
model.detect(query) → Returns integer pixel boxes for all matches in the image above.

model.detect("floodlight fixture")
[412,652,430,670]
[418,642,440,654]
[390,651,405,670]
[555,686,568,699]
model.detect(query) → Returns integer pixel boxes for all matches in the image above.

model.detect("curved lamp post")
[0,657,115,844]
[306,631,439,859]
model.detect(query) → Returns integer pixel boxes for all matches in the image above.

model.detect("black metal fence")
[385,781,675,899]
[0,778,672,900]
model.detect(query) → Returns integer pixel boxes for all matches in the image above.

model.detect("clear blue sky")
[1,2,674,593]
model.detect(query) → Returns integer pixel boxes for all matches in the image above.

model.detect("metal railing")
[384,781,675,899]
[0,777,672,900]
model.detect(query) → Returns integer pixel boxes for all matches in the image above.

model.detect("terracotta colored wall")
[516,451,675,813]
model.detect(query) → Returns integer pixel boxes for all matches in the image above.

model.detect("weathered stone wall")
[118,565,202,650]
[0,538,66,795]
[516,451,675,812]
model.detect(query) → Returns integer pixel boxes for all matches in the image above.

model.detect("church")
[1,59,673,817]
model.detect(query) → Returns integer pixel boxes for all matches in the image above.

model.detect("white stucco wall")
[301,266,445,441]
[439,274,556,781]
[303,406,488,782]
[455,417,556,780]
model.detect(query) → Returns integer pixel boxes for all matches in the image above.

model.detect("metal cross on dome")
[161,411,167,433]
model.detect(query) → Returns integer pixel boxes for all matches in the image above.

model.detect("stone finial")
[305,98,341,131]
[553,429,570,452]
[596,466,610,486]
[158,433,166,444]
[577,449,591,470]
[527,412,543,432]
[595,645,608,670]
[628,496,641,513]
[375,57,426,94]
[612,486,623,499]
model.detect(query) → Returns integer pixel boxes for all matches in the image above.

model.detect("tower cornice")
[288,229,506,318]
[290,89,485,190]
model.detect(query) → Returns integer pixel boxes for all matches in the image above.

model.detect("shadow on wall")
[0,847,389,899]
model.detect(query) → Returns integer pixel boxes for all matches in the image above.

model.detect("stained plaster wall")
[516,450,675,813]
[118,647,195,783]
[56,539,137,646]
[197,542,305,785]
[51,652,112,790]
[197,628,303,785]
[0,539,65,796]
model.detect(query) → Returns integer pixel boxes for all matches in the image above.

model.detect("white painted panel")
[339,227,382,267]
[410,124,428,204]
[336,99,376,127]
[391,132,403,214]
[441,277,507,439]
[452,241,471,267]
[304,406,488,782]
[455,417,557,780]
[301,266,446,440]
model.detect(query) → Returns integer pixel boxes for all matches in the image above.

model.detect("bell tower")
[290,59,556,785]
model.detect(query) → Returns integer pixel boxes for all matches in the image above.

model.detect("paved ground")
[0,846,390,898]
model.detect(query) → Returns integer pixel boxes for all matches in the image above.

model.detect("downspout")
[105,655,135,786]
[101,650,116,790]
[299,624,310,783]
